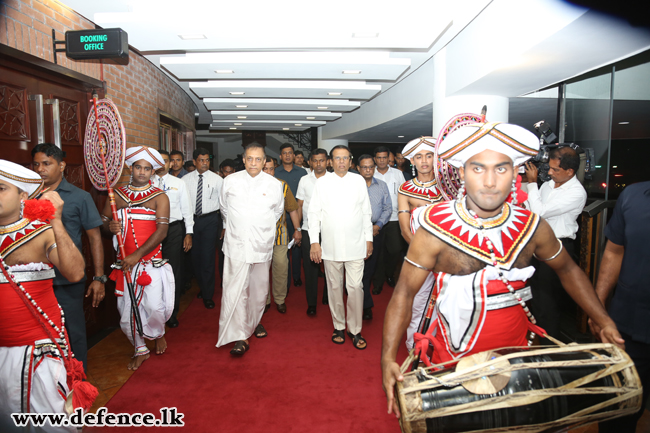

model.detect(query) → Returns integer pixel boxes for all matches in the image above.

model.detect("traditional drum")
[396,343,641,433]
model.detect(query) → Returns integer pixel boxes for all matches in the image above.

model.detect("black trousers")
[53,281,87,371]
[598,332,650,432]
[161,221,184,320]
[287,217,302,287]
[362,228,385,309]
[217,212,225,283]
[191,211,220,301]
[529,238,575,343]
[372,221,404,289]
[302,231,322,307]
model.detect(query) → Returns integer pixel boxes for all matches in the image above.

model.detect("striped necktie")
[196,174,203,216]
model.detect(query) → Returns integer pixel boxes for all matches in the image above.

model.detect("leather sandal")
[331,329,345,345]
[254,324,267,338]
[346,331,367,350]
[230,340,249,356]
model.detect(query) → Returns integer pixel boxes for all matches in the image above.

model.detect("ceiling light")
[317,107,328,110]
[235,105,248,108]
[229,92,245,95]
[237,116,247,119]
[398,136,404,138]
[229,127,237,130]
[283,128,290,130]
[352,32,378,38]
[612,166,618,168]
[328,92,342,96]
[295,124,302,126]
[306,117,316,120]
[618,121,630,125]
[342,70,361,74]
[215,70,234,74]
[234,123,242,126]
[178,34,207,40]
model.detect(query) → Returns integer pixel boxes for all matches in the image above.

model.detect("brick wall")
[0,0,196,151]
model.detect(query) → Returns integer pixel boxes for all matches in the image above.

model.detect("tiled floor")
[85,283,650,432]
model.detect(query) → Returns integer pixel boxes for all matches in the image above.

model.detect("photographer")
[523,146,587,343]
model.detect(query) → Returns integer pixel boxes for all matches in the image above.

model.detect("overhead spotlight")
[618,121,630,125]
[237,116,247,119]
[234,123,242,126]
[306,117,316,120]
[342,70,361,74]
[295,124,302,126]
[317,107,328,110]
[398,136,404,138]
[229,92,245,95]
[178,34,207,40]
[235,105,248,108]
[283,128,290,130]
[230,127,237,130]
[328,92,342,96]
[215,70,234,74]
[352,32,378,38]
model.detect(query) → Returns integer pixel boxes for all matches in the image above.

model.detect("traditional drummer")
[381,121,625,418]
[103,146,174,371]
[396,137,444,350]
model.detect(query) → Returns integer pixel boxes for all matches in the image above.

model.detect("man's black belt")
[195,211,218,219]
[169,220,183,227]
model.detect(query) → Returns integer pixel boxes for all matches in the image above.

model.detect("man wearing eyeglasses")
[309,146,373,350]
[358,155,391,320]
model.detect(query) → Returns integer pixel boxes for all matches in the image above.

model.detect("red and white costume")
[0,219,75,432]
[413,198,543,365]
[109,185,174,357]
[398,178,444,350]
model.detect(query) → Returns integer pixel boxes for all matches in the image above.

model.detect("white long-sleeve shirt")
[296,170,331,231]
[220,170,284,263]
[183,169,223,215]
[308,172,373,261]
[374,166,405,222]
[152,173,194,234]
[525,175,587,239]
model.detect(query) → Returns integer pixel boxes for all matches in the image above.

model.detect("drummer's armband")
[404,256,433,272]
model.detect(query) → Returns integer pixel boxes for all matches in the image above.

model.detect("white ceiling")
[58,0,491,136]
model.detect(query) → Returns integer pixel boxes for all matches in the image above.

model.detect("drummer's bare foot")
[127,353,149,370]
[155,336,167,354]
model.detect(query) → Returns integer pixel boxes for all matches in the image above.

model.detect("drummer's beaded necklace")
[467,207,537,346]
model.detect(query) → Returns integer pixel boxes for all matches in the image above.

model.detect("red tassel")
[137,271,152,286]
[66,357,98,411]
[23,199,55,222]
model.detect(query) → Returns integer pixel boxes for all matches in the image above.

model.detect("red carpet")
[89,271,409,432]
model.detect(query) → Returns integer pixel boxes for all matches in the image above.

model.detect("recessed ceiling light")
[398,136,404,138]
[612,165,618,168]
[230,127,237,130]
[342,70,361,74]
[235,105,248,108]
[295,124,302,126]
[283,128,290,130]
[618,121,630,125]
[317,107,328,110]
[237,116,247,119]
[215,70,234,74]
[328,92,342,96]
[178,34,207,40]
[352,32,378,38]
[234,123,242,126]
[229,92,245,95]
[306,117,316,120]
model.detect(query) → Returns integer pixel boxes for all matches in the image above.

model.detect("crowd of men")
[1,122,648,432]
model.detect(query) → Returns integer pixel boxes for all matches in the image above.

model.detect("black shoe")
[203,299,215,309]
[277,303,287,314]
[306,306,317,316]
[166,317,179,328]
[363,308,373,320]
[322,292,328,305]
[293,278,302,287]
[197,292,203,299]
[372,285,383,295]
[386,277,397,288]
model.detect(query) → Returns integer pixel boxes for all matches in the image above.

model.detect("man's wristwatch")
[93,275,108,284]
[296,228,301,232]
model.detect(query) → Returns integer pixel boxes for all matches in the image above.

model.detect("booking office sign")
[65,28,129,65]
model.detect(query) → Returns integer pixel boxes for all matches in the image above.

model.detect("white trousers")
[324,259,364,335]
[117,263,174,355]
[406,271,436,351]
[0,342,75,433]
[217,256,271,347]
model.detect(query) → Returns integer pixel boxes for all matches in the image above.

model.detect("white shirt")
[296,170,331,231]
[183,170,223,216]
[308,172,373,261]
[220,171,284,263]
[152,173,194,234]
[374,166,405,221]
[525,175,587,239]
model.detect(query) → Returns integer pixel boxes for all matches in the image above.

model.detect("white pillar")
[432,48,509,138]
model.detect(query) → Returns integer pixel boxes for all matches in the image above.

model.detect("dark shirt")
[605,181,650,344]
[275,164,307,232]
[53,178,103,285]
[172,168,189,178]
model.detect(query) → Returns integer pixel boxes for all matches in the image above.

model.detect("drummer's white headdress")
[402,137,436,161]
[438,122,539,168]
[125,146,164,170]
[0,160,44,199]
